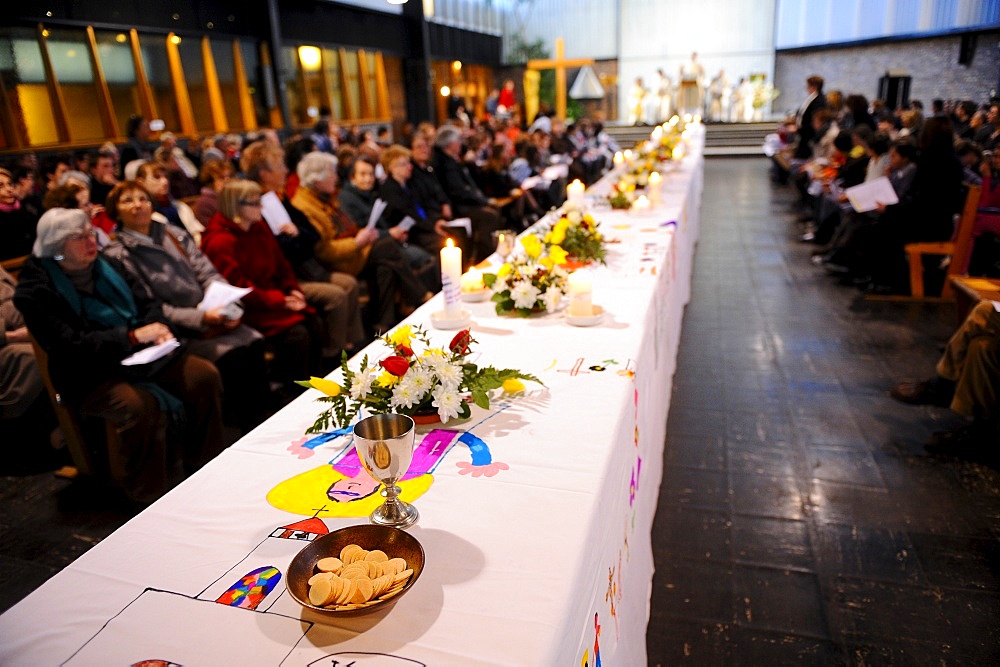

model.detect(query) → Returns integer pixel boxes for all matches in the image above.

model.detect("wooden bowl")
[286,524,424,617]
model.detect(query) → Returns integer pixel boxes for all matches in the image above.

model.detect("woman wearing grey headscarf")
[14,207,226,504]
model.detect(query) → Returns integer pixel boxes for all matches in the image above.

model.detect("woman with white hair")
[291,151,432,334]
[13,208,226,504]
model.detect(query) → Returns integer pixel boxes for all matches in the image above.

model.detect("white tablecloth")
[0,134,704,667]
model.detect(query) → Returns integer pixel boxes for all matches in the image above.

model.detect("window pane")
[141,37,181,136]
[280,45,309,127]
[45,28,104,141]
[176,37,212,132]
[365,51,379,118]
[0,28,59,145]
[342,50,360,121]
[322,47,343,121]
[238,42,268,128]
[210,39,242,130]
[93,30,139,138]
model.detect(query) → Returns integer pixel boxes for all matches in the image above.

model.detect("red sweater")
[200,212,308,337]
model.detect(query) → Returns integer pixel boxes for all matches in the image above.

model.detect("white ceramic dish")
[565,305,605,327]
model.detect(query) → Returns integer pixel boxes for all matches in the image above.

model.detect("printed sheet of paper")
[397,215,416,232]
[444,217,472,236]
[198,281,252,311]
[120,339,181,366]
[845,176,898,213]
[366,198,388,230]
[260,191,292,235]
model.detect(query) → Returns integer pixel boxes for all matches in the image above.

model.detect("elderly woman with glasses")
[102,180,270,432]
[200,179,323,396]
[13,208,226,504]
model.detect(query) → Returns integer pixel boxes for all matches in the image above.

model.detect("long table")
[0,133,703,666]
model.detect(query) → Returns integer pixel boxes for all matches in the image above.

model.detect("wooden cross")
[526,38,595,119]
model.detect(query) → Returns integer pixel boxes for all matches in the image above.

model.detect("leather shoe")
[889,379,953,407]
[925,421,1000,454]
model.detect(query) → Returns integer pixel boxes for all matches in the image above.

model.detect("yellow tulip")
[521,233,542,259]
[309,376,342,397]
[549,219,569,245]
[497,262,512,278]
[548,245,569,265]
[388,324,412,347]
[502,378,525,393]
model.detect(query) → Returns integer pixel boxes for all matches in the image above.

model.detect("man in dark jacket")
[794,75,827,160]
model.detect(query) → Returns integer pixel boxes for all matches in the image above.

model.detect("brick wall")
[773,32,999,115]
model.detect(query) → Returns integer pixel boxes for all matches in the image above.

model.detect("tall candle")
[613,152,624,172]
[440,238,462,319]
[623,149,633,161]
[567,270,593,317]
[567,179,585,207]
[632,195,650,212]
[647,171,662,207]
[651,126,663,142]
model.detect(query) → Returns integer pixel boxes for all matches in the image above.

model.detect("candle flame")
[446,238,455,248]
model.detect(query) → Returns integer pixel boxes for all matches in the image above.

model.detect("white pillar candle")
[440,238,462,319]
[651,126,663,142]
[460,266,484,292]
[567,179,585,207]
[647,171,661,207]
[613,152,624,172]
[632,195,650,212]
[672,145,685,161]
[623,149,633,161]
[567,270,593,317]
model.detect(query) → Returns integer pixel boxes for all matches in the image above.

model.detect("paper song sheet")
[261,191,292,235]
[444,217,472,237]
[845,176,898,213]
[198,281,252,311]
[121,339,181,366]
[366,199,388,230]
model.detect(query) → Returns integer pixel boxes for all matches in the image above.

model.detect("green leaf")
[471,389,490,409]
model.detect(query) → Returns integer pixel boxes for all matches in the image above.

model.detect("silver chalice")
[353,413,419,528]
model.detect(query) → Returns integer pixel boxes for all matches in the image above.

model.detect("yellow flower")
[548,219,569,246]
[502,378,525,393]
[521,233,542,259]
[547,244,569,265]
[378,370,401,387]
[309,376,342,397]
[388,325,412,348]
[497,262,512,278]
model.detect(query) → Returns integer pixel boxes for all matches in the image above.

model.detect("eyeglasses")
[240,199,263,207]
[65,228,97,242]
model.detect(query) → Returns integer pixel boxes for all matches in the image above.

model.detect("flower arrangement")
[608,177,635,209]
[298,325,541,433]
[543,207,606,265]
[483,233,569,316]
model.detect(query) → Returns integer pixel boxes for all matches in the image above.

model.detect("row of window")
[0,25,394,151]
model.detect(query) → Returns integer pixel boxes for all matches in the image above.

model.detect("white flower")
[434,361,463,389]
[542,286,563,313]
[552,265,569,280]
[492,274,509,294]
[406,365,434,395]
[389,380,422,410]
[511,280,541,309]
[432,384,463,423]
[350,366,375,400]
[567,209,582,224]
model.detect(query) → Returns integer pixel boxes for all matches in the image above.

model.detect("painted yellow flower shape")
[309,376,342,397]
[502,378,525,393]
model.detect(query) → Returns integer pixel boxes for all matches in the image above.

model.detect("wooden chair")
[1,254,28,280]
[904,184,981,299]
[30,336,119,479]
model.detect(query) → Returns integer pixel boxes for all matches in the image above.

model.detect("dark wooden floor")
[647,158,1000,664]
[1,159,997,664]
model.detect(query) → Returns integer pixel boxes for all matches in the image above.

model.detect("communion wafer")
[306,545,414,610]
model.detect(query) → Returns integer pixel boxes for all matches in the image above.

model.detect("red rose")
[380,355,410,376]
[449,329,472,355]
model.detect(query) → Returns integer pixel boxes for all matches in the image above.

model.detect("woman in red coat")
[200,179,322,393]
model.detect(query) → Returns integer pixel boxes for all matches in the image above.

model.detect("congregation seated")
[192,159,234,227]
[291,151,431,334]
[14,208,226,504]
[135,161,204,245]
[406,133,473,264]
[1,167,38,261]
[240,140,364,356]
[102,180,270,432]
[432,124,504,264]
[200,179,324,396]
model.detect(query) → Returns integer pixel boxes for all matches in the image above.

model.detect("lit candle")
[623,149,633,161]
[647,171,661,206]
[567,179,585,207]
[672,145,684,161]
[460,266,484,292]
[651,125,663,141]
[683,113,692,124]
[669,115,679,126]
[567,270,593,317]
[440,238,462,319]
[632,195,650,212]
[613,151,624,172]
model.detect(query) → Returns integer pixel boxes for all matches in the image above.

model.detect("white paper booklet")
[444,217,472,236]
[845,176,899,213]
[366,199,388,230]
[198,281,252,311]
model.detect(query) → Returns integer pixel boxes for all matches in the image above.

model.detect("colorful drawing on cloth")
[132,660,181,667]
[580,613,603,667]
[555,357,634,378]
[268,411,510,517]
[215,566,281,609]
[307,652,427,666]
